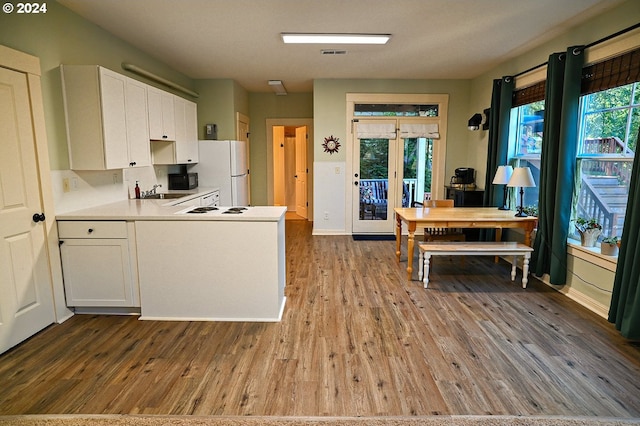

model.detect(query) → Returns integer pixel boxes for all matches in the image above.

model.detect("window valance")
[399,123,440,139]
[355,122,397,139]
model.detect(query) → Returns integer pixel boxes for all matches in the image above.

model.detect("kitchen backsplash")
[51,166,172,214]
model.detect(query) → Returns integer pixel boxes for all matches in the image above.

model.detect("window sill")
[566,238,618,272]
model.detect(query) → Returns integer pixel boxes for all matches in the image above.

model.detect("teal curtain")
[483,77,514,208]
[608,128,640,340]
[531,47,584,284]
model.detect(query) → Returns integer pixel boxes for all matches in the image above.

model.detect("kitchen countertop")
[56,188,286,222]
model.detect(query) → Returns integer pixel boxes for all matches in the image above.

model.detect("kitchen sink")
[143,193,193,199]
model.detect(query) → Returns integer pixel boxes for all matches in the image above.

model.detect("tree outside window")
[571,82,639,240]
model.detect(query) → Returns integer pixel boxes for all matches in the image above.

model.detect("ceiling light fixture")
[268,80,287,95]
[281,33,391,45]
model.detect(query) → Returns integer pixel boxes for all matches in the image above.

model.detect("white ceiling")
[57,0,625,93]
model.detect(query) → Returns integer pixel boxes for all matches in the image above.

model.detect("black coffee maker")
[451,167,475,185]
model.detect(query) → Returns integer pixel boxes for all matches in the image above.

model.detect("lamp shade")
[507,167,536,188]
[492,165,513,185]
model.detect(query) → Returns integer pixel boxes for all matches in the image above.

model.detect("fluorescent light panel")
[281,33,390,45]
[268,80,287,95]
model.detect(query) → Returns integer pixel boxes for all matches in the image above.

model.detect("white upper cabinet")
[151,95,199,165]
[61,65,150,170]
[147,86,176,141]
[174,96,199,164]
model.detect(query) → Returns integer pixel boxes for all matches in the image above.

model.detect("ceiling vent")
[321,50,347,55]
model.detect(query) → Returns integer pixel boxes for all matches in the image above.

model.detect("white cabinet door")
[124,78,151,167]
[60,238,137,307]
[58,221,139,308]
[148,87,175,141]
[174,96,199,164]
[99,69,129,169]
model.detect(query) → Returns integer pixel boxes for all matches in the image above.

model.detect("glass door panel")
[353,133,397,233]
[402,137,433,206]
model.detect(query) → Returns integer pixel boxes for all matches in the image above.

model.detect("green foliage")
[602,235,619,244]
[582,82,640,152]
[359,139,388,179]
[574,217,602,232]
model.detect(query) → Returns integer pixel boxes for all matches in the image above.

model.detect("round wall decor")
[322,135,340,154]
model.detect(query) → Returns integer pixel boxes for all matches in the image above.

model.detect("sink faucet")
[140,184,162,199]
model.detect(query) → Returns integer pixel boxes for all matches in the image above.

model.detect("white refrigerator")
[192,140,249,206]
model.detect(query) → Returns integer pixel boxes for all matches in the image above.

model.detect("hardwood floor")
[1,220,639,417]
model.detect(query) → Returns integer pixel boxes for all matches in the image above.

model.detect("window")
[570,81,638,240]
[509,100,545,211]
[354,104,438,117]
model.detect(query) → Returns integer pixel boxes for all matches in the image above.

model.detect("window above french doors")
[346,94,449,234]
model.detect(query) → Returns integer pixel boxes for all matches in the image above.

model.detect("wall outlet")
[323,211,329,220]
[335,167,340,174]
[112,173,119,184]
[62,178,70,193]
[71,177,79,191]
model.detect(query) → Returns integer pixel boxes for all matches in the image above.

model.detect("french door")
[351,119,440,234]
[352,120,398,233]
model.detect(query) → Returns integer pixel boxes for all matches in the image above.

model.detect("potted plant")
[601,236,619,256]
[574,217,602,247]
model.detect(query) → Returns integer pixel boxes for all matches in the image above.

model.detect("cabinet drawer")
[58,221,128,238]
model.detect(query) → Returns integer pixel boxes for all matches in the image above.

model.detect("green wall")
[248,92,314,205]
[0,1,196,170]
[313,79,472,179]
[194,79,247,140]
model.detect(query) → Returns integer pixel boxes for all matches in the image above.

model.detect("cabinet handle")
[87,228,94,234]
[32,213,45,223]
[162,135,168,139]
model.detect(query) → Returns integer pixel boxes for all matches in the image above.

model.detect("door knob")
[32,213,45,223]
[354,181,359,186]
[354,173,359,178]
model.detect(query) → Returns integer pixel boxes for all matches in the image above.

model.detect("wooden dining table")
[394,207,538,280]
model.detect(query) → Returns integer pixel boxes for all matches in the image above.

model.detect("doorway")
[266,118,313,220]
[346,94,449,234]
[273,125,308,219]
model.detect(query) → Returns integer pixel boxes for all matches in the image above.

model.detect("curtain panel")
[531,47,584,284]
[608,128,640,340]
[483,77,514,208]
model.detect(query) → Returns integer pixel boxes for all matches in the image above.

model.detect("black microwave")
[168,173,198,190]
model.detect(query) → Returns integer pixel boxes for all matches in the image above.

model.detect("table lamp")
[492,165,513,210]
[507,167,536,217]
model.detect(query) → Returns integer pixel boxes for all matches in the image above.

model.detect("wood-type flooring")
[0,220,639,417]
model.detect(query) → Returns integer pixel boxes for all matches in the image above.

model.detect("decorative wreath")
[322,135,340,154]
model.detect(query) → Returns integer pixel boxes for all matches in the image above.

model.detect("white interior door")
[352,120,398,233]
[0,66,55,354]
[295,126,308,218]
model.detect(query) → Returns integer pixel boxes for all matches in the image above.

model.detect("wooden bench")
[418,242,534,289]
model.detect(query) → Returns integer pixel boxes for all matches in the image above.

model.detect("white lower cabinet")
[58,221,140,308]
